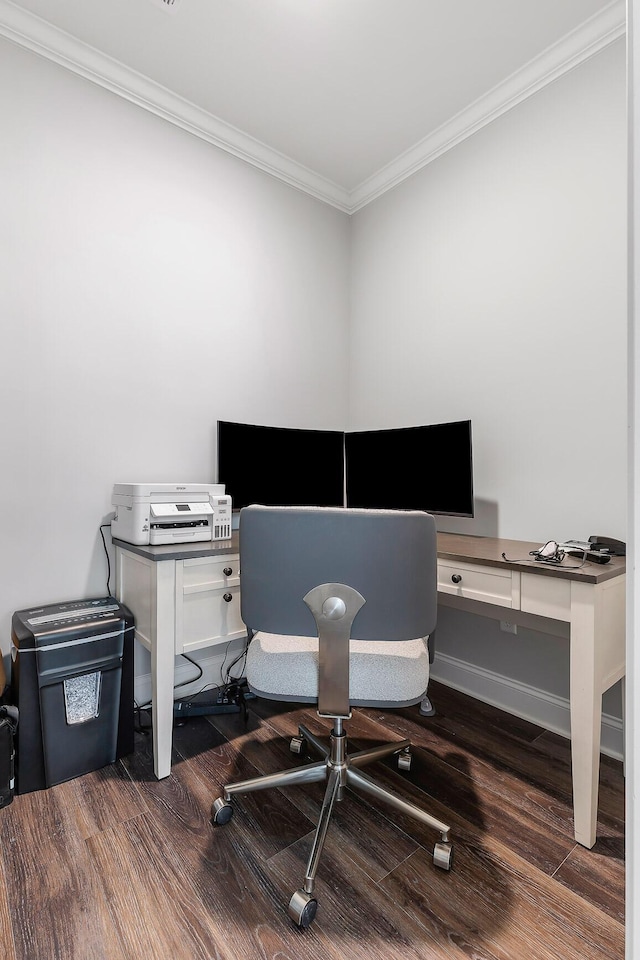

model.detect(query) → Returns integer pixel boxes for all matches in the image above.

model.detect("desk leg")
[569,581,602,849]
[151,560,176,780]
[570,578,625,848]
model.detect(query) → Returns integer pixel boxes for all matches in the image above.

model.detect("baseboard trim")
[430,652,623,761]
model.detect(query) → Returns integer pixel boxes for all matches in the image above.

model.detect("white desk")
[437,533,625,849]
[114,532,625,849]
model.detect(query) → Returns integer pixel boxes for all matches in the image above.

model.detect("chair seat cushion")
[246,633,430,708]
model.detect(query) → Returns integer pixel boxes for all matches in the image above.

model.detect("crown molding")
[348,0,626,212]
[0,0,626,215]
[0,0,351,212]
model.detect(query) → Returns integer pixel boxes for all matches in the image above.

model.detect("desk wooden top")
[437,532,625,585]
[113,531,624,585]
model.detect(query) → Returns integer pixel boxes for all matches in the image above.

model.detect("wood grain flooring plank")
[266,828,503,960]
[236,698,624,916]
[0,692,622,960]
[208,696,621,960]
[553,838,625,924]
[216,701,602,947]
[53,756,148,841]
[531,729,624,821]
[239,698,584,884]
[0,786,127,960]
[394,686,625,826]
[269,703,580,875]
[0,839,17,960]
[428,680,549,744]
[117,726,354,960]
[86,814,230,960]
[346,700,625,914]
[363,703,578,813]
[379,838,623,960]
[206,708,421,884]
[161,715,317,858]
[343,707,625,924]
[352,704,589,839]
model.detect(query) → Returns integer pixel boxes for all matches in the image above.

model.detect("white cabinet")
[113,536,245,780]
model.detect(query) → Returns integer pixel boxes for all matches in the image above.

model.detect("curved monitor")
[345,420,474,517]
[217,418,474,518]
[217,420,344,510]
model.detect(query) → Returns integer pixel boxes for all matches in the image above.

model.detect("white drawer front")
[438,560,517,608]
[182,555,240,591]
[179,586,245,652]
[521,572,571,622]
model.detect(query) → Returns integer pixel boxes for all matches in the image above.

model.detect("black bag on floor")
[0,705,18,808]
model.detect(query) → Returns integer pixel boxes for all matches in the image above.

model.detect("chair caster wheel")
[288,889,318,928]
[290,735,306,755]
[211,798,233,825]
[433,841,453,871]
[419,696,436,717]
[398,748,412,772]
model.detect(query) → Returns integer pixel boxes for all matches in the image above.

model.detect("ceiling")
[0,0,625,211]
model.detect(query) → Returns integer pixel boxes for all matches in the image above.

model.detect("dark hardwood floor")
[0,681,625,960]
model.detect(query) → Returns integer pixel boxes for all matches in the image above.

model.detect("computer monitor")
[345,420,474,517]
[217,418,474,518]
[216,420,345,510]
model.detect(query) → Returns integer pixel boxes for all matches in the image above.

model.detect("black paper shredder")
[10,596,134,794]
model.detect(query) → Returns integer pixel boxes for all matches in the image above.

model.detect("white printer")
[111,483,232,545]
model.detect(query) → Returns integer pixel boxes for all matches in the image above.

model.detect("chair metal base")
[212,717,453,927]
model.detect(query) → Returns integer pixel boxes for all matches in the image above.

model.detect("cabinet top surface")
[113,533,239,561]
[437,532,625,584]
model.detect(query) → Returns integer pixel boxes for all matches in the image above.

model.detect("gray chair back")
[239,505,437,642]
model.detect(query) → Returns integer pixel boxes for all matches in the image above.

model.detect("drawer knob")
[451,574,462,584]
[223,592,233,603]
[223,567,233,577]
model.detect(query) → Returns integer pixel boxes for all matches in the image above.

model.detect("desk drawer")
[176,556,245,653]
[438,560,518,609]
[181,555,240,590]
[521,572,571,622]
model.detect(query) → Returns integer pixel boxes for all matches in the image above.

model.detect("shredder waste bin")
[10,596,134,794]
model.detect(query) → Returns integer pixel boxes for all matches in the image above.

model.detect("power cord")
[134,652,206,732]
[99,523,112,596]
[134,635,253,732]
[221,632,251,686]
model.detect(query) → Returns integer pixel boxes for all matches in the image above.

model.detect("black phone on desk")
[588,535,626,556]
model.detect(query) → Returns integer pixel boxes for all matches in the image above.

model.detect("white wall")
[0,39,350,673]
[349,40,627,543]
[349,41,627,734]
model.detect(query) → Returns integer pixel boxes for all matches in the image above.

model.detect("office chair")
[212,505,452,928]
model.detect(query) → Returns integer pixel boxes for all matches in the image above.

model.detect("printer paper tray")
[149,528,212,545]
